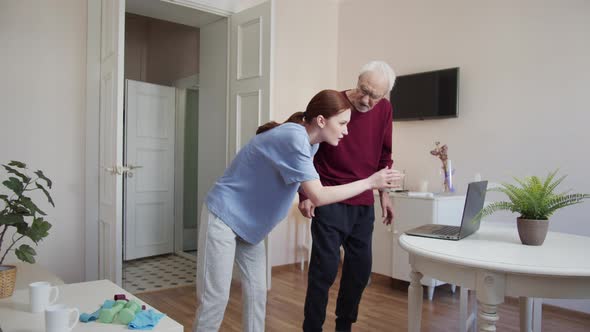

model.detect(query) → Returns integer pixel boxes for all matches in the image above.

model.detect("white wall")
[338,0,590,314]
[268,0,340,267]
[0,0,87,283]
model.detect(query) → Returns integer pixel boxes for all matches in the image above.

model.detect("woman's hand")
[368,166,403,190]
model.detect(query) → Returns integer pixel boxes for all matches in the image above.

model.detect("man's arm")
[379,190,394,225]
[379,103,394,170]
[379,103,395,224]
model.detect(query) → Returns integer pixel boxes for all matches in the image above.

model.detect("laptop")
[405,181,488,240]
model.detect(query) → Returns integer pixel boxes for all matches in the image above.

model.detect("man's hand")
[298,199,315,219]
[379,190,394,225]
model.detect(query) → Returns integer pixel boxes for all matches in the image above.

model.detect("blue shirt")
[206,123,319,244]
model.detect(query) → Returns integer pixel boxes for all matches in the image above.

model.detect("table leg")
[471,291,478,332]
[427,285,435,301]
[408,269,423,332]
[532,298,542,332]
[460,287,469,332]
[520,297,532,332]
[478,302,499,332]
[475,271,505,332]
[460,287,478,332]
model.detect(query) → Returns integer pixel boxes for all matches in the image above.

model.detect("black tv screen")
[390,67,459,121]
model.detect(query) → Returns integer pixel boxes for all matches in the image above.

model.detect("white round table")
[399,223,590,332]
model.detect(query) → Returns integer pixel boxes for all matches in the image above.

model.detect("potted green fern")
[477,170,590,245]
[0,161,53,298]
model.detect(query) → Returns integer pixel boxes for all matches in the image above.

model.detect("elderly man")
[300,61,397,332]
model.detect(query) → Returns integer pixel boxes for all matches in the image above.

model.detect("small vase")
[440,159,455,193]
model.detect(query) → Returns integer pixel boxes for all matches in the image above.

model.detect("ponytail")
[256,89,350,135]
[256,112,305,135]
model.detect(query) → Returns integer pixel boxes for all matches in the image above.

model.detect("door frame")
[84,0,101,281]
[85,0,274,287]
[173,88,187,256]
[85,0,234,282]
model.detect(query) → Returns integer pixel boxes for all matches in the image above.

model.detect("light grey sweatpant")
[192,206,267,332]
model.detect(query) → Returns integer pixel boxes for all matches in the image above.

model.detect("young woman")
[193,90,400,332]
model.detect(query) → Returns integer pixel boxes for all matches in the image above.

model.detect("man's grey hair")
[359,61,396,92]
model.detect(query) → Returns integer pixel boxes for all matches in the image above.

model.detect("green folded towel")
[98,300,127,323]
[116,300,142,324]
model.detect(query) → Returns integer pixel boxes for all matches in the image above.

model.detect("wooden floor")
[137,264,590,331]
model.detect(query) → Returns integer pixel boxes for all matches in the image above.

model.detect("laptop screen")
[458,181,488,238]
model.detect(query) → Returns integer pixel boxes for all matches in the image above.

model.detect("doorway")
[88,0,272,289]
[121,6,222,292]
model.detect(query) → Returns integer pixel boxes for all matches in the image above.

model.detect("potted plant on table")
[476,170,589,246]
[0,161,53,298]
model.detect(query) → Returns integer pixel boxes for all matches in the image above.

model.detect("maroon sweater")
[300,90,393,206]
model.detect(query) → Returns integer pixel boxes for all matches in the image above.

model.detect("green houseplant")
[477,170,590,245]
[0,161,53,298]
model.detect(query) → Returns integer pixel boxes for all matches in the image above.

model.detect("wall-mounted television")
[390,67,459,121]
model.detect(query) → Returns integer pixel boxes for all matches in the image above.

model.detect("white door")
[124,80,176,260]
[98,0,125,285]
[228,1,272,288]
[228,1,271,159]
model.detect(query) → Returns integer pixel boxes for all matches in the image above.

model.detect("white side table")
[0,279,183,331]
[400,223,590,332]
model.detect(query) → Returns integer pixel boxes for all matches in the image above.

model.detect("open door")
[228,1,272,289]
[98,0,125,285]
[124,80,176,260]
[228,1,271,159]
[197,18,229,248]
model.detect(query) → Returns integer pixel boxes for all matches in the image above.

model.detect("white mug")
[29,281,59,313]
[45,304,79,332]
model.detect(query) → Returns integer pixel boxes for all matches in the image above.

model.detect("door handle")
[103,165,123,175]
[102,165,142,176]
[122,164,143,177]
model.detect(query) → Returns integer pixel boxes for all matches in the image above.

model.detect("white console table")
[372,192,466,300]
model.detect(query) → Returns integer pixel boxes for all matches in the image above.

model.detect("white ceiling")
[126,0,224,28]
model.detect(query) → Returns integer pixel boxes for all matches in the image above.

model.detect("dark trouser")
[303,203,375,332]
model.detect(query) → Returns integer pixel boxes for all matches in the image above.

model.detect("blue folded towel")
[80,308,100,323]
[128,309,166,330]
[80,299,117,322]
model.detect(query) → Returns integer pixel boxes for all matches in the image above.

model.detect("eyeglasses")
[357,85,385,101]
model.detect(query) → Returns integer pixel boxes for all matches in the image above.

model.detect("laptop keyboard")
[432,225,460,236]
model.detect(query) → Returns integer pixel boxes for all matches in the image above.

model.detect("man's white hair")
[359,61,396,92]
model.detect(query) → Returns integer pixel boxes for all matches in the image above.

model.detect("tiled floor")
[123,254,196,294]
